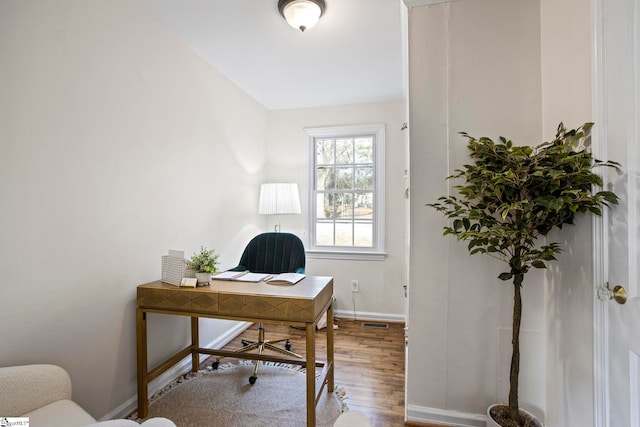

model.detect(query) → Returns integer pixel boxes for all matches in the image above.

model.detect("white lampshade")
[259,183,301,215]
[278,0,325,32]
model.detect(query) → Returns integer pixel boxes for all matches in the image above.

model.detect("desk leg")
[306,322,316,427]
[327,303,334,392]
[191,317,199,372]
[136,308,148,418]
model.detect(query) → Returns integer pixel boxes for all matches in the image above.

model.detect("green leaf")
[498,273,513,281]
[597,191,620,205]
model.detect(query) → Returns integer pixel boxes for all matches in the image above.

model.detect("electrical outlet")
[351,280,359,293]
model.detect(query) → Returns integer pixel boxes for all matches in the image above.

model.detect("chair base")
[213,323,303,384]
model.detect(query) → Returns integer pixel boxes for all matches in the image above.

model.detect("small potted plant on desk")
[428,123,620,427]
[187,246,219,286]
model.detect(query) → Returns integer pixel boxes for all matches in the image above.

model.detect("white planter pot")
[487,404,543,427]
[195,272,212,285]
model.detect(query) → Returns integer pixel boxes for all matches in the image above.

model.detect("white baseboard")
[101,321,252,421]
[407,405,487,427]
[334,309,406,324]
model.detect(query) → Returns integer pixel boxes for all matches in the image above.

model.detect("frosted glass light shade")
[259,183,301,215]
[278,0,325,32]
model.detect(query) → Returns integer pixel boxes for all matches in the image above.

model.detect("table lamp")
[258,183,301,232]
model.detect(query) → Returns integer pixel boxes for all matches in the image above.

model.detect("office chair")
[212,232,306,384]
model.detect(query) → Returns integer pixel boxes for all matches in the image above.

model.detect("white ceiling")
[132,0,406,110]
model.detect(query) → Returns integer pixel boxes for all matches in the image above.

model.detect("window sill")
[306,250,387,261]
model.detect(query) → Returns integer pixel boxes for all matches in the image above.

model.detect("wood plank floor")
[203,318,407,427]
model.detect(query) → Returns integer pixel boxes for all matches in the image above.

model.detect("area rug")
[130,361,347,427]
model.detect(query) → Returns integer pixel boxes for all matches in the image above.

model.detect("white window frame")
[304,124,386,261]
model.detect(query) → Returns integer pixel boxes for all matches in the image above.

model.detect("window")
[305,124,385,260]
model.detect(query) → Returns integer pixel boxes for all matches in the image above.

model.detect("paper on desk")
[233,272,272,282]
[212,271,272,282]
[213,270,248,280]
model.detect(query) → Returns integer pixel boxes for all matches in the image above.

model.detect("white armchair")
[0,364,175,427]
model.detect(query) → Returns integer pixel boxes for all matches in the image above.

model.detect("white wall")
[266,102,407,320]
[0,0,268,419]
[407,0,545,424]
[541,0,597,425]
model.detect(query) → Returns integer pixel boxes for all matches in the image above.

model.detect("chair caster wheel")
[285,340,292,351]
[211,361,219,370]
[249,376,257,385]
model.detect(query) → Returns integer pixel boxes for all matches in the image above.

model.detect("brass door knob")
[598,282,628,305]
[611,285,627,305]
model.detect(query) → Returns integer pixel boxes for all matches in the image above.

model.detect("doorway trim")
[591,0,610,424]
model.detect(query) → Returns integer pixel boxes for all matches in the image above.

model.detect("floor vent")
[361,322,390,329]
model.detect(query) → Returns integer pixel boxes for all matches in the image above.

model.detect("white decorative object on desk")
[161,250,195,286]
[194,272,212,286]
[180,278,197,288]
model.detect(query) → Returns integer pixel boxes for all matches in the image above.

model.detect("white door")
[594,1,640,426]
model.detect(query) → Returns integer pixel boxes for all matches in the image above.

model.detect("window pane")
[335,193,353,219]
[354,221,373,247]
[317,192,334,219]
[354,192,373,219]
[317,167,335,190]
[315,221,334,246]
[335,221,353,246]
[336,166,353,190]
[316,139,334,165]
[334,193,349,218]
[355,138,373,163]
[355,166,373,189]
[335,139,353,164]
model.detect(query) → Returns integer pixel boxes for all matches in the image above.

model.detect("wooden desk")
[136,276,334,426]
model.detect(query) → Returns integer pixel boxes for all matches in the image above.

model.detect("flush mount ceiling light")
[278,0,325,32]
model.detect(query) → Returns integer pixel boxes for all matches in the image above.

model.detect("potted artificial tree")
[428,123,620,427]
[187,246,219,285]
